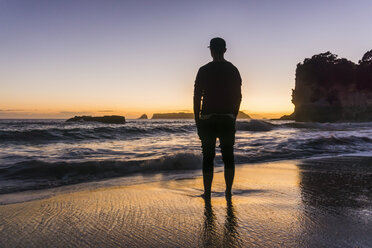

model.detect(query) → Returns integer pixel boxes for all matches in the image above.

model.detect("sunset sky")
[1,0,372,118]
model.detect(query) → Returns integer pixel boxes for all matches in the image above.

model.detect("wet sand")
[1,157,372,247]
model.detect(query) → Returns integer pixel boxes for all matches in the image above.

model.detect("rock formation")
[138,114,148,119]
[237,111,251,119]
[152,112,193,119]
[284,50,372,122]
[66,115,126,124]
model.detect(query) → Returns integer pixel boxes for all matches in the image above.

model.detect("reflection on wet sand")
[223,197,241,247]
[202,197,217,247]
[299,157,372,208]
[297,157,372,247]
[198,158,372,247]
[202,197,241,248]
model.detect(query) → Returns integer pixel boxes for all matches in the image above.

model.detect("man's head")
[209,37,226,59]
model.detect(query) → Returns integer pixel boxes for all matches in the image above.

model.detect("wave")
[0,125,195,143]
[4,119,372,195]
[0,119,280,143]
[233,134,372,164]
[2,133,372,194]
[236,120,276,132]
[236,119,372,132]
[0,153,202,194]
[5,119,372,143]
[282,121,372,131]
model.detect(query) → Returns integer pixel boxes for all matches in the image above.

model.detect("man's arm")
[193,69,203,123]
[233,94,242,118]
[232,69,242,118]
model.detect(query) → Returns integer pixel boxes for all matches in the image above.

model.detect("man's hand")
[195,117,202,138]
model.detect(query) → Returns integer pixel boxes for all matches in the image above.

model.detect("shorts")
[197,116,236,172]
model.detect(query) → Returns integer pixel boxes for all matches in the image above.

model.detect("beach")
[1,157,371,247]
[2,0,372,247]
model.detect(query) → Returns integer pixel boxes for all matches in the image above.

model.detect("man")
[194,37,242,198]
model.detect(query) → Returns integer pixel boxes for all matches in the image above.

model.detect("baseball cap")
[208,37,226,51]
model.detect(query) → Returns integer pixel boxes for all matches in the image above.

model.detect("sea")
[1,118,372,195]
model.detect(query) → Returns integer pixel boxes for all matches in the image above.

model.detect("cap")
[208,37,226,51]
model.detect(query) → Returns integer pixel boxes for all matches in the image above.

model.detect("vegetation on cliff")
[287,50,372,122]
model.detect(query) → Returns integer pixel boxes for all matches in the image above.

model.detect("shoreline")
[0,154,371,205]
[1,157,372,247]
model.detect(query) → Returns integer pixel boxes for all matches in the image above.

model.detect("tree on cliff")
[357,50,372,91]
[293,52,356,107]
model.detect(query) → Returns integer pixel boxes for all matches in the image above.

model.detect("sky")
[1,0,372,119]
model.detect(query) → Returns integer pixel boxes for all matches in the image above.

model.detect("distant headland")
[282,50,372,122]
[66,115,126,124]
[152,112,193,119]
[151,111,251,119]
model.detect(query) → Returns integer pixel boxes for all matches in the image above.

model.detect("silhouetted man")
[194,37,242,198]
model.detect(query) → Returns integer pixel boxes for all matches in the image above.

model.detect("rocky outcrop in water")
[285,50,372,122]
[138,114,148,119]
[66,115,126,124]
[237,111,251,119]
[279,113,294,120]
[152,112,193,119]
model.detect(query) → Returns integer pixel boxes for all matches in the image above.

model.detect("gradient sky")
[1,0,372,118]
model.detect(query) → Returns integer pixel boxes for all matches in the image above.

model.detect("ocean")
[1,118,372,194]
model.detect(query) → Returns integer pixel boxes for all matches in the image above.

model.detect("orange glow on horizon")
[0,106,294,119]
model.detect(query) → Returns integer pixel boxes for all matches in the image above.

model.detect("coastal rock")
[138,114,148,119]
[237,111,251,119]
[279,113,295,120]
[284,50,372,122]
[66,115,126,124]
[152,112,193,119]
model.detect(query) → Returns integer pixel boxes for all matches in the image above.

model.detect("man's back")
[194,61,242,116]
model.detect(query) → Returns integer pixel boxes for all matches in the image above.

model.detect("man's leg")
[221,145,235,196]
[220,118,236,196]
[201,137,216,197]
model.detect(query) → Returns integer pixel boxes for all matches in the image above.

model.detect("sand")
[1,158,372,247]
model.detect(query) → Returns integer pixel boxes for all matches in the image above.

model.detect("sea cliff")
[285,50,372,122]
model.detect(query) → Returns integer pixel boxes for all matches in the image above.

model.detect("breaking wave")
[3,119,372,194]
[0,153,202,194]
[236,119,275,131]
[0,125,195,143]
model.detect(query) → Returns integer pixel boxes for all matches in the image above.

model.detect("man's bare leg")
[203,171,213,198]
[224,168,234,197]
